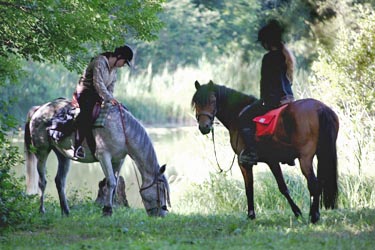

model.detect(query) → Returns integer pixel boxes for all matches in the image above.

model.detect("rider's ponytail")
[282,44,295,84]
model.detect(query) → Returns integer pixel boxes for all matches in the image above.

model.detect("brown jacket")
[76,55,117,102]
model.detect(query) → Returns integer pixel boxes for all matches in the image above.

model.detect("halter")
[195,89,218,123]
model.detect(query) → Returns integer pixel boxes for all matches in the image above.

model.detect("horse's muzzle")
[199,125,211,135]
[148,207,169,217]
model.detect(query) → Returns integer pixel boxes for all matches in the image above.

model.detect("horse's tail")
[24,106,40,194]
[316,106,339,209]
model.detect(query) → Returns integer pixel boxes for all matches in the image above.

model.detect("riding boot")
[239,126,258,167]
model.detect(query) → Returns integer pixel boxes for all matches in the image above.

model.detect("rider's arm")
[92,57,114,102]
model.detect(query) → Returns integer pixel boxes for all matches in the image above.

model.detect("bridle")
[134,164,170,215]
[195,109,217,124]
[195,97,237,173]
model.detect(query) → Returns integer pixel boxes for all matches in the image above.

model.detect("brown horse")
[192,80,339,223]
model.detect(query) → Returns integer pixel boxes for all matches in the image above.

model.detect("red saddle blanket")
[252,104,288,138]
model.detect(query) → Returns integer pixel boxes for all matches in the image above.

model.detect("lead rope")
[132,162,147,209]
[113,103,128,204]
[211,126,237,174]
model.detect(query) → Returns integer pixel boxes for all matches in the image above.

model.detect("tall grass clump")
[175,170,311,216]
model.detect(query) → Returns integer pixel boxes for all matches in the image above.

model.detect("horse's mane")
[121,106,159,174]
[192,82,258,109]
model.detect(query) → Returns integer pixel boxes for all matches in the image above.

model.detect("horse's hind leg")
[54,149,71,216]
[268,162,302,217]
[299,155,321,223]
[36,153,49,214]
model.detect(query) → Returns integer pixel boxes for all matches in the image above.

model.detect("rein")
[196,106,237,174]
[211,126,237,173]
[118,104,127,146]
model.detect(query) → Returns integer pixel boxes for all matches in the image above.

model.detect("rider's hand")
[110,98,119,105]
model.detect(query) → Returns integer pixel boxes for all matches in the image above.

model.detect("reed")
[115,53,260,124]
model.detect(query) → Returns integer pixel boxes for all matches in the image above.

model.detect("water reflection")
[13,126,244,209]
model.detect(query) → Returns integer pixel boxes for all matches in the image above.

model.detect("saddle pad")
[93,103,111,127]
[253,104,288,138]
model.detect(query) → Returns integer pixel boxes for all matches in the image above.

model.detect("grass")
[1,202,374,250]
[2,169,375,250]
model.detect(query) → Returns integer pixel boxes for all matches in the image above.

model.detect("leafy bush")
[0,137,38,229]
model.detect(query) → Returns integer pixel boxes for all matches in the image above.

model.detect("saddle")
[253,104,289,140]
[47,99,110,145]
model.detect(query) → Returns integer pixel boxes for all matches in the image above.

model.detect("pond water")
[12,125,247,208]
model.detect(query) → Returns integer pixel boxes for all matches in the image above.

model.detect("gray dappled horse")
[25,98,170,217]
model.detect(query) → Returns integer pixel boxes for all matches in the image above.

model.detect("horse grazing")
[25,98,170,217]
[192,80,339,223]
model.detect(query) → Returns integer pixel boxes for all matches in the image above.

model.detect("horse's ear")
[195,80,201,90]
[159,164,166,175]
[208,80,214,85]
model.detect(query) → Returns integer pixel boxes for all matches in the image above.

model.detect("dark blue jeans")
[75,90,101,146]
[238,100,272,130]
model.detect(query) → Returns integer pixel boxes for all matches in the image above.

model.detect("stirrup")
[74,146,85,159]
[239,149,258,166]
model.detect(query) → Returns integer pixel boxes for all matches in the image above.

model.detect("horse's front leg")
[97,153,116,216]
[54,149,71,216]
[239,164,255,219]
[111,159,125,205]
[268,162,302,217]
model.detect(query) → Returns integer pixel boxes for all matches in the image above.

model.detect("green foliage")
[1,61,78,122]
[0,136,38,230]
[131,0,262,72]
[310,5,375,112]
[0,0,164,72]
[309,4,375,175]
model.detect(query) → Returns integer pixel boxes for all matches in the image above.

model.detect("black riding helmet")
[257,19,284,46]
[114,45,133,66]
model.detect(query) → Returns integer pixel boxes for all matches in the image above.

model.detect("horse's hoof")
[310,212,320,224]
[294,208,303,218]
[61,209,70,217]
[248,211,256,220]
[102,206,113,216]
[39,207,46,214]
[295,211,302,218]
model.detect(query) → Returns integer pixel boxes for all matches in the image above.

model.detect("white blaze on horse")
[24,98,170,217]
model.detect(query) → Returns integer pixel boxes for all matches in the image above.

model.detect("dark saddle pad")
[47,101,110,142]
[47,104,77,141]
